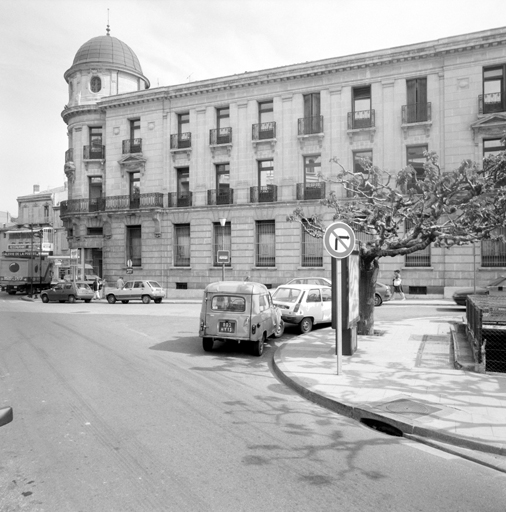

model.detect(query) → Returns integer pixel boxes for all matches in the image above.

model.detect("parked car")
[272,284,332,333]
[0,406,13,427]
[452,276,506,306]
[106,280,165,304]
[40,281,94,303]
[199,281,284,356]
[283,277,391,307]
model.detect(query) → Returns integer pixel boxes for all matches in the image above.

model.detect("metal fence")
[466,295,506,373]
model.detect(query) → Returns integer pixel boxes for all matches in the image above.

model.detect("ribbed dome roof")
[72,34,143,74]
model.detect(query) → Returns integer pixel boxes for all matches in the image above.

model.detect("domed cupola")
[64,26,150,107]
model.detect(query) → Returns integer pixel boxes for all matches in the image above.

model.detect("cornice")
[71,27,506,110]
[61,104,102,124]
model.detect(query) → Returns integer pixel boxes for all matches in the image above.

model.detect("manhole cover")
[385,399,431,415]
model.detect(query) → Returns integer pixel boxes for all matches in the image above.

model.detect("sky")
[1,0,505,216]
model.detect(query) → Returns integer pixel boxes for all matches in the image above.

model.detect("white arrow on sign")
[323,221,356,259]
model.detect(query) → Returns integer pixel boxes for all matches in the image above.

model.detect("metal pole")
[221,224,225,281]
[39,230,42,294]
[29,224,33,298]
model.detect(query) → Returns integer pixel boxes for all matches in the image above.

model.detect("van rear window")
[211,295,246,312]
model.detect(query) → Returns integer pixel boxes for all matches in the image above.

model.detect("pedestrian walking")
[101,278,107,299]
[116,276,125,289]
[92,277,101,300]
[392,270,406,300]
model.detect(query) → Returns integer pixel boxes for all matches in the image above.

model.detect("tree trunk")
[358,258,378,335]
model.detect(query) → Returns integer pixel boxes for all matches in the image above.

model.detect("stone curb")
[272,344,506,471]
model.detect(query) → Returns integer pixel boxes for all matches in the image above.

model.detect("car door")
[133,281,144,300]
[321,287,332,322]
[258,293,274,337]
[122,281,134,299]
[305,288,323,323]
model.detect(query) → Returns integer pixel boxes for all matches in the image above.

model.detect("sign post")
[323,221,356,375]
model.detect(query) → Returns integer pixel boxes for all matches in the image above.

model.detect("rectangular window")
[301,221,323,267]
[256,220,275,267]
[304,155,321,184]
[177,168,190,199]
[213,222,231,267]
[483,65,505,114]
[127,226,142,267]
[89,126,103,158]
[483,138,506,158]
[404,220,431,267]
[174,224,190,267]
[482,227,506,267]
[129,172,140,208]
[302,93,322,134]
[259,101,273,124]
[178,113,189,134]
[87,227,103,236]
[352,86,371,128]
[130,118,140,139]
[258,160,274,187]
[407,145,428,180]
[353,150,373,174]
[406,78,428,122]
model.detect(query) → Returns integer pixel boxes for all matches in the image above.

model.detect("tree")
[288,146,506,335]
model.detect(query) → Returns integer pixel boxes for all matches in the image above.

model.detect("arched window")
[90,76,101,93]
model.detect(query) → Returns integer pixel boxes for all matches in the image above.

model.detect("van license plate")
[219,320,236,333]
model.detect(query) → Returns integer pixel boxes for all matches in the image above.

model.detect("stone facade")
[60,28,506,295]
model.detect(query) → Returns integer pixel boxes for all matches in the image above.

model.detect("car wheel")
[299,317,313,334]
[68,295,76,304]
[142,295,151,304]
[374,293,383,307]
[154,298,162,304]
[41,295,49,303]
[107,294,116,304]
[84,299,91,303]
[203,338,213,352]
[252,333,266,357]
[121,300,129,304]
[8,291,16,295]
[273,320,285,338]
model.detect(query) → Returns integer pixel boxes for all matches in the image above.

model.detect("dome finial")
[106,8,110,36]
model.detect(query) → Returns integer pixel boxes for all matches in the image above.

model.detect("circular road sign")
[323,221,356,259]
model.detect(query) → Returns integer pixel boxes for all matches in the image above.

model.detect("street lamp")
[219,217,227,281]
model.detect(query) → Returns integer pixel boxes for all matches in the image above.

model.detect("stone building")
[60,27,506,296]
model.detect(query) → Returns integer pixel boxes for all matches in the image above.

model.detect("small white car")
[106,280,165,304]
[272,284,332,333]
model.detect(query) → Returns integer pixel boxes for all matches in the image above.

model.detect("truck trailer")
[0,256,54,295]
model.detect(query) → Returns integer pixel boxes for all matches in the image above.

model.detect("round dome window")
[90,76,102,93]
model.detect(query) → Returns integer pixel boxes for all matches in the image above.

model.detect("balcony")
[479,93,505,114]
[252,122,276,141]
[298,115,323,135]
[83,145,105,160]
[122,138,142,154]
[296,182,326,200]
[347,110,375,130]
[250,185,277,203]
[401,103,431,124]
[170,132,192,149]
[209,127,232,145]
[207,188,234,206]
[168,192,193,208]
[60,193,163,216]
[65,148,74,163]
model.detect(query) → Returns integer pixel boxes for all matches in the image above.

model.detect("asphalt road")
[0,297,504,511]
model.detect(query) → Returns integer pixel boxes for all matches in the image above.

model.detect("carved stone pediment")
[471,113,506,142]
[118,154,147,177]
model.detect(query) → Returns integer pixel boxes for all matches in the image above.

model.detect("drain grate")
[360,418,403,437]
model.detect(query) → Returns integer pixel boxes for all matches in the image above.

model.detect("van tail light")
[252,325,256,335]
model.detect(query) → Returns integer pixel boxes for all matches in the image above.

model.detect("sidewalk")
[273,313,506,472]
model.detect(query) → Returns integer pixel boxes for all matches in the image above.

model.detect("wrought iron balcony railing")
[250,185,278,203]
[479,93,505,114]
[298,115,323,135]
[83,145,105,160]
[401,103,431,124]
[65,148,73,163]
[209,127,232,145]
[170,132,192,149]
[122,138,143,154]
[168,192,193,208]
[207,189,234,205]
[347,110,375,130]
[252,122,276,140]
[296,182,326,200]
[60,193,163,216]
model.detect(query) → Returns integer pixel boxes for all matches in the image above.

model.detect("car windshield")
[148,281,162,288]
[211,295,246,312]
[272,287,303,303]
